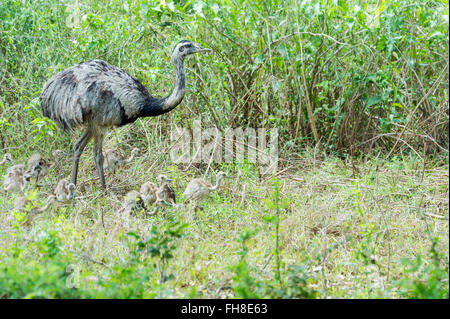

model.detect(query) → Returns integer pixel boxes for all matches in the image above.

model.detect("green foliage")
[231,229,262,298]
[38,230,62,258]
[0,256,79,298]
[0,230,79,298]
[394,236,449,299]
[0,219,187,298]
[128,217,187,284]
[231,181,318,299]
[0,0,448,155]
[230,227,318,299]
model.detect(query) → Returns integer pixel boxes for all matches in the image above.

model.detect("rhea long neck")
[124,150,138,164]
[37,196,55,213]
[140,57,186,117]
[210,175,224,191]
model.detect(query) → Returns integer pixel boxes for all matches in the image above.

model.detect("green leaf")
[366,96,382,108]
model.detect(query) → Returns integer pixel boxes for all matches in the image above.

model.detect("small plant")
[37,230,62,258]
[230,179,319,299]
[262,178,288,288]
[394,236,449,299]
[30,116,58,147]
[267,265,318,299]
[230,228,318,299]
[0,228,80,298]
[230,228,262,299]
[128,217,187,285]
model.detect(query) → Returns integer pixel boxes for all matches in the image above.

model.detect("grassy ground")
[0,131,448,298]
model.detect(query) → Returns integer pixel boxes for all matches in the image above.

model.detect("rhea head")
[171,40,211,62]
[157,174,172,184]
[68,182,76,200]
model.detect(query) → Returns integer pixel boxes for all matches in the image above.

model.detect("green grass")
[0,146,448,298]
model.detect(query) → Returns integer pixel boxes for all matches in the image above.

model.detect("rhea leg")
[71,129,93,186]
[93,131,106,189]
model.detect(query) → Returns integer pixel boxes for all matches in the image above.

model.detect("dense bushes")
[0,0,448,157]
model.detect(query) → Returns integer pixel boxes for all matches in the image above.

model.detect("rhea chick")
[121,184,172,217]
[139,181,158,206]
[24,150,63,185]
[121,190,146,215]
[147,187,172,216]
[183,171,230,210]
[157,175,176,206]
[104,148,140,173]
[3,164,27,193]
[0,153,13,165]
[54,178,76,203]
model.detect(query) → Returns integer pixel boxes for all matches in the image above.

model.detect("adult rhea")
[41,40,210,189]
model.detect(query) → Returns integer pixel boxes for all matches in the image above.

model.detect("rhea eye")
[179,46,185,52]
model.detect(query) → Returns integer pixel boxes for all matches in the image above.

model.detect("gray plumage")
[24,153,50,184]
[54,179,76,203]
[40,40,211,189]
[121,190,146,215]
[139,181,158,206]
[3,164,27,193]
[183,171,230,208]
[157,174,176,206]
[104,147,139,173]
[24,150,63,185]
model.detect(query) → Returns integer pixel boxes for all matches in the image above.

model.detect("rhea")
[183,171,230,210]
[0,153,13,165]
[54,178,76,203]
[3,164,27,193]
[121,190,146,215]
[24,150,65,185]
[139,181,158,207]
[40,40,211,190]
[103,148,139,173]
[120,187,169,216]
[147,187,172,216]
[157,174,176,206]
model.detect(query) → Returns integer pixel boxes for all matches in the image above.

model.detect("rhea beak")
[193,43,212,53]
